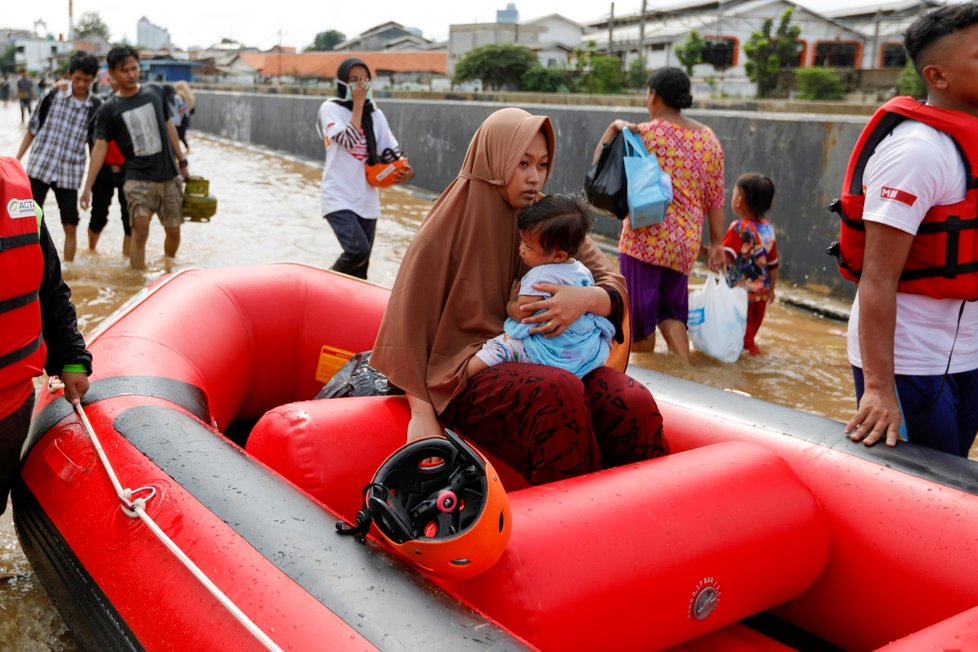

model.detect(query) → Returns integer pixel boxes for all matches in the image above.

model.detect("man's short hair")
[106,45,140,71]
[904,2,978,71]
[69,52,99,77]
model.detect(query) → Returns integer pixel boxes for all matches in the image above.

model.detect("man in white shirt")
[846,2,978,457]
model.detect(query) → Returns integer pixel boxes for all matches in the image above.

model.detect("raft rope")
[52,380,283,652]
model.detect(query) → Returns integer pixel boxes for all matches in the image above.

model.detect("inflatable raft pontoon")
[14,263,978,651]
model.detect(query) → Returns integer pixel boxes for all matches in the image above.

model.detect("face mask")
[337,79,373,102]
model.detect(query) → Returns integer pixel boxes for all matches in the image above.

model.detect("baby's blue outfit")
[477,260,615,378]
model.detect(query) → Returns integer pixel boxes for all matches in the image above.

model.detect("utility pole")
[638,0,647,61]
[608,2,615,57]
[871,8,881,69]
[68,0,73,40]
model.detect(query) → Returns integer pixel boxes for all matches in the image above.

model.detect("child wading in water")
[467,194,616,378]
[722,173,778,356]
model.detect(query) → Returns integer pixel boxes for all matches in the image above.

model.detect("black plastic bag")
[315,351,404,399]
[584,129,629,220]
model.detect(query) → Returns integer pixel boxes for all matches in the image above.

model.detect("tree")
[896,59,925,99]
[795,68,844,100]
[74,11,111,42]
[573,41,625,94]
[626,56,649,89]
[306,30,346,52]
[522,64,570,93]
[1,44,15,74]
[453,43,537,90]
[743,9,801,99]
[675,30,706,77]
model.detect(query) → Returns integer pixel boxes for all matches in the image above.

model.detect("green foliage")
[522,64,570,93]
[896,59,925,98]
[743,9,801,98]
[74,11,111,41]
[675,30,706,77]
[626,56,648,89]
[306,30,346,52]
[1,45,16,74]
[795,68,844,100]
[453,43,537,90]
[573,41,625,94]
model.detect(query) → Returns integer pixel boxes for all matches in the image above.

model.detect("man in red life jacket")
[842,3,978,457]
[0,157,91,514]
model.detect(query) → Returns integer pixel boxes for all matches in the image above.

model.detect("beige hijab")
[371,108,625,413]
[173,80,195,110]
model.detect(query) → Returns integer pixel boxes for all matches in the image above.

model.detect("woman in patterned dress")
[595,67,726,360]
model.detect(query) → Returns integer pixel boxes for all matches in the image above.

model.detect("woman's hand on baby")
[521,283,591,337]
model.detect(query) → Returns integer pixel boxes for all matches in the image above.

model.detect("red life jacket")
[832,96,978,300]
[0,157,46,391]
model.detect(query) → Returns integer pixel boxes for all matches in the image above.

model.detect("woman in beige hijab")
[371,108,668,485]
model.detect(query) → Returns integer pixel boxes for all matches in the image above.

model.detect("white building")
[9,34,74,74]
[137,16,172,50]
[523,14,585,68]
[448,12,584,75]
[583,0,923,97]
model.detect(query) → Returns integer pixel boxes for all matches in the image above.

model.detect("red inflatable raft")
[14,263,978,651]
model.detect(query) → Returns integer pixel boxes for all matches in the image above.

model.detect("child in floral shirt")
[722,173,778,356]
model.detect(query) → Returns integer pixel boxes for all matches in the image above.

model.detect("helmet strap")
[335,507,372,543]
[335,482,389,543]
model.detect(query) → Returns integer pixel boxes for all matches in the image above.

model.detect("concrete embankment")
[191,90,868,300]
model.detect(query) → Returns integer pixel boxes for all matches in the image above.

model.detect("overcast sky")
[5,0,895,50]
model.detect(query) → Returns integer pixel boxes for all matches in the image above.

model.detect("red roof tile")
[237,51,447,78]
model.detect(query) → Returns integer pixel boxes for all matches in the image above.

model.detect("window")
[879,43,906,68]
[701,37,738,70]
[813,41,861,68]
[794,39,808,67]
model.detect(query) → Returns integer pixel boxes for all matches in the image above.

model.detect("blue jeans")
[852,366,978,457]
[324,210,376,279]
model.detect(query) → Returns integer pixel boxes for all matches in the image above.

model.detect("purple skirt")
[618,253,689,342]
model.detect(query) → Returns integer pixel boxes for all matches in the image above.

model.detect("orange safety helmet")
[337,429,511,580]
[365,158,409,188]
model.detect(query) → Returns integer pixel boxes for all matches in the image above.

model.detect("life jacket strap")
[0,332,42,368]
[0,289,39,315]
[0,232,40,252]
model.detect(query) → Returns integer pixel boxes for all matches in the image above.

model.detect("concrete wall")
[192,90,869,298]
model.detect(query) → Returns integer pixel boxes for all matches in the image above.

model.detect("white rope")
[64,393,282,651]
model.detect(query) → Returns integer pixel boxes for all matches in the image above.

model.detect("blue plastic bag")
[622,127,673,228]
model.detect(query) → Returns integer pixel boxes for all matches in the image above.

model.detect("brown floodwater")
[0,101,970,648]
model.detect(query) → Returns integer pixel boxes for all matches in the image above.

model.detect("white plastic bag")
[687,273,748,363]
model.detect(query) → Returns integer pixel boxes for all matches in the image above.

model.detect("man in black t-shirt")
[80,45,190,269]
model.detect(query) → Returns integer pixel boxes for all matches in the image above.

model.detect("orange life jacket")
[0,157,46,392]
[831,96,978,300]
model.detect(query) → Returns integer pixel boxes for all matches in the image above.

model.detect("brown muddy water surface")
[0,103,968,648]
